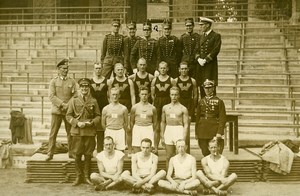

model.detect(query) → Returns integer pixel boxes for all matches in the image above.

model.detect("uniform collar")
[59,76,67,80]
[204,29,212,36]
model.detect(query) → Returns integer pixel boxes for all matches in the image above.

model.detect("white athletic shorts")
[164,125,184,145]
[132,125,154,147]
[105,128,126,150]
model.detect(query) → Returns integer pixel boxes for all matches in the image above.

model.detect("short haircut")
[159,61,168,68]
[209,138,220,147]
[110,87,120,94]
[138,57,147,65]
[170,86,180,93]
[176,139,186,146]
[179,61,189,68]
[104,136,114,143]
[139,86,149,93]
[114,62,124,69]
[141,138,152,147]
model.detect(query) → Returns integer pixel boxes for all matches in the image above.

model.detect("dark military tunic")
[179,32,200,79]
[195,95,226,156]
[132,73,152,103]
[175,77,194,116]
[196,96,226,138]
[66,94,101,156]
[111,78,132,110]
[124,35,140,75]
[153,76,172,121]
[101,33,124,78]
[195,30,221,86]
[130,37,158,75]
[157,35,181,78]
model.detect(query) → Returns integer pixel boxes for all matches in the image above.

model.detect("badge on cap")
[203,79,215,88]
[127,21,136,29]
[56,59,69,67]
[78,78,91,86]
[199,17,214,25]
[185,18,194,26]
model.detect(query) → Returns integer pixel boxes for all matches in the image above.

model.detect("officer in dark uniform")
[195,17,221,98]
[46,59,77,161]
[90,62,109,152]
[66,78,101,186]
[130,21,158,75]
[179,18,200,79]
[101,19,124,78]
[195,79,226,156]
[157,19,181,78]
[124,21,140,76]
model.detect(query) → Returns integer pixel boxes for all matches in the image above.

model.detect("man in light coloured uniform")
[121,138,166,193]
[101,87,128,151]
[160,86,189,168]
[130,86,158,153]
[158,139,200,195]
[90,136,125,191]
[197,139,237,195]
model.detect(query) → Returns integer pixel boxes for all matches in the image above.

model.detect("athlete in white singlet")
[158,139,200,195]
[101,87,128,151]
[197,139,237,195]
[121,138,166,193]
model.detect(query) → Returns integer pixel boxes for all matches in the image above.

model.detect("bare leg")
[165,144,176,169]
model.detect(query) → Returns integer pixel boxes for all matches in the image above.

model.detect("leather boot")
[83,155,93,185]
[72,156,83,186]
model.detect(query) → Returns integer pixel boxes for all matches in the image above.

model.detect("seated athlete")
[90,136,125,191]
[158,139,200,196]
[197,138,237,195]
[121,138,166,193]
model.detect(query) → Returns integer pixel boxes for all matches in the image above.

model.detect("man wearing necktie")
[195,80,226,157]
[195,17,222,98]
[46,59,77,161]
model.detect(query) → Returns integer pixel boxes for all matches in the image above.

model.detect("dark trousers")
[48,114,72,156]
[96,131,104,153]
[198,138,224,156]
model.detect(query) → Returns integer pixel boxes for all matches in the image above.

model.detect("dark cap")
[143,21,152,31]
[185,18,194,26]
[78,78,91,86]
[127,21,136,29]
[162,19,172,29]
[203,79,215,88]
[57,59,69,68]
[199,17,214,25]
[112,19,121,26]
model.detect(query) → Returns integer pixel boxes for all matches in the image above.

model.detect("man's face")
[137,59,147,72]
[208,142,220,156]
[129,28,137,37]
[185,24,194,33]
[58,65,69,77]
[94,64,102,76]
[170,89,179,103]
[143,29,151,37]
[110,90,120,103]
[176,141,186,155]
[204,86,214,96]
[112,24,120,33]
[199,23,210,33]
[139,89,149,102]
[163,27,171,36]
[80,84,90,96]
[114,64,124,77]
[179,64,189,76]
[104,139,114,153]
[158,64,168,75]
[140,141,151,156]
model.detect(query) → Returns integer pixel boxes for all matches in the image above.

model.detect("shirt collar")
[204,29,212,36]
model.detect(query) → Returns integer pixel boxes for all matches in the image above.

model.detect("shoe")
[188,190,198,196]
[45,155,53,161]
[218,190,227,196]
[72,177,82,186]
[94,183,104,191]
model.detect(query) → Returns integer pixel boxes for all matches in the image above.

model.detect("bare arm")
[128,79,136,106]
[201,157,228,182]
[101,107,107,130]
[160,106,167,143]
[123,107,129,132]
[182,106,189,141]
[152,107,158,135]
[130,105,136,131]
[191,78,198,108]
[150,78,156,103]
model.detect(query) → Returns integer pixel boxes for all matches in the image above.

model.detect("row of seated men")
[91,137,236,195]
[46,57,228,195]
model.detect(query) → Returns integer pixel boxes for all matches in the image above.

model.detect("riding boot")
[72,156,83,186]
[83,155,93,185]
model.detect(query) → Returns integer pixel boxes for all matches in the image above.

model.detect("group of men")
[44,17,236,195]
